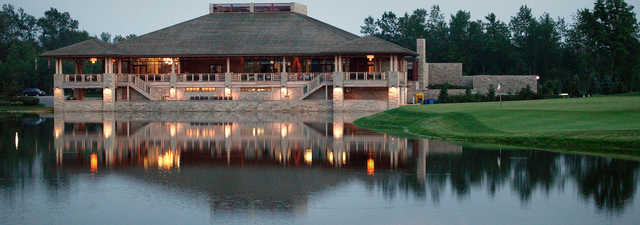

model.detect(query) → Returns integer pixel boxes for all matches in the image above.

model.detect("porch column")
[388,55,400,109]
[103,57,116,111]
[226,57,230,73]
[332,55,344,111]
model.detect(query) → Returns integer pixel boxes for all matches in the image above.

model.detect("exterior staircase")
[300,74,332,100]
[128,76,155,100]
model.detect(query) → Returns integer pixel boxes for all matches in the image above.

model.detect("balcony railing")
[345,72,387,81]
[288,72,332,81]
[231,73,281,82]
[64,74,103,83]
[118,74,170,82]
[178,73,225,82]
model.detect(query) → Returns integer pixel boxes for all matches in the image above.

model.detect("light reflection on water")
[0,112,639,225]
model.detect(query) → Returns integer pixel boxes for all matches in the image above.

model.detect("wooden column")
[226,57,231,73]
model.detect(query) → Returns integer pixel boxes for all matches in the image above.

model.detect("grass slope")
[354,95,640,152]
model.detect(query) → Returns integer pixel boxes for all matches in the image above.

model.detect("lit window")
[185,87,216,92]
[240,87,271,92]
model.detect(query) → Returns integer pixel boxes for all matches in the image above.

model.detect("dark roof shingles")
[42,12,417,57]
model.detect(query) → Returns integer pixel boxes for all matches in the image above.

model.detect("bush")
[487,85,496,101]
[517,85,537,100]
[438,85,449,103]
[17,96,39,106]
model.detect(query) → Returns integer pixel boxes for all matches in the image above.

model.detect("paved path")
[36,96,53,107]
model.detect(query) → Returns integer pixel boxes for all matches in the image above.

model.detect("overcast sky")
[7,0,640,37]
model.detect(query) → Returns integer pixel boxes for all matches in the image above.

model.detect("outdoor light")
[224,87,231,97]
[281,87,288,98]
[163,58,174,65]
[90,58,97,64]
[366,55,375,61]
[103,122,112,138]
[103,88,112,98]
[169,87,176,99]
[536,75,540,80]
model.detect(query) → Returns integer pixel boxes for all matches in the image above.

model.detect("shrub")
[438,85,449,103]
[517,85,537,100]
[17,96,39,106]
[487,85,496,101]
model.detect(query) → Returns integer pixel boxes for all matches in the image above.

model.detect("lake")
[1,112,639,225]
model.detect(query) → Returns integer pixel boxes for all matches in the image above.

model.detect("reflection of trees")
[565,156,639,213]
[0,115,72,197]
[366,147,638,213]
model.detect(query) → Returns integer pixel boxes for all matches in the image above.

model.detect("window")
[186,88,216,92]
[240,88,271,92]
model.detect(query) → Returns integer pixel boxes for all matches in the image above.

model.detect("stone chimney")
[417,39,429,89]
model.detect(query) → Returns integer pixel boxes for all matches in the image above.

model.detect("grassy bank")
[0,105,53,113]
[354,94,640,152]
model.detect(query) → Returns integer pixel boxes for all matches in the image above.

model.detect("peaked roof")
[41,12,417,57]
[40,39,124,57]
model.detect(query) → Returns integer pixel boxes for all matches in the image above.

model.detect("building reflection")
[53,114,461,175]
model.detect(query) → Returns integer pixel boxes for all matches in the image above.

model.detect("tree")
[576,0,640,91]
[100,32,111,43]
[360,16,378,36]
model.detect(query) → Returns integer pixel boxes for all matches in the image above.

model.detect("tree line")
[0,4,135,96]
[361,0,640,95]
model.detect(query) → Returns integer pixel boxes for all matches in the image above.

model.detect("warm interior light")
[342,152,347,165]
[157,151,180,170]
[280,87,287,98]
[90,153,98,173]
[304,149,313,165]
[366,55,375,61]
[367,158,375,176]
[163,58,174,65]
[90,58,97,64]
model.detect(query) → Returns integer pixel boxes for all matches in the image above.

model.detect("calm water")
[1,112,639,225]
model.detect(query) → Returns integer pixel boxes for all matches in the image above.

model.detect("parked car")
[23,88,46,96]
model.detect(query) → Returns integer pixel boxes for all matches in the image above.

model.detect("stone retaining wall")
[341,100,388,112]
[56,100,332,112]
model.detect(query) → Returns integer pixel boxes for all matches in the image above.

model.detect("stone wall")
[423,89,466,100]
[341,100,388,112]
[428,63,463,86]
[56,100,104,112]
[471,75,537,94]
[114,100,332,112]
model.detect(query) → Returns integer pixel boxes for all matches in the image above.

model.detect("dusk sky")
[7,0,640,38]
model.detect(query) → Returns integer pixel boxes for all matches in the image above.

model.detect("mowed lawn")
[354,94,640,151]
